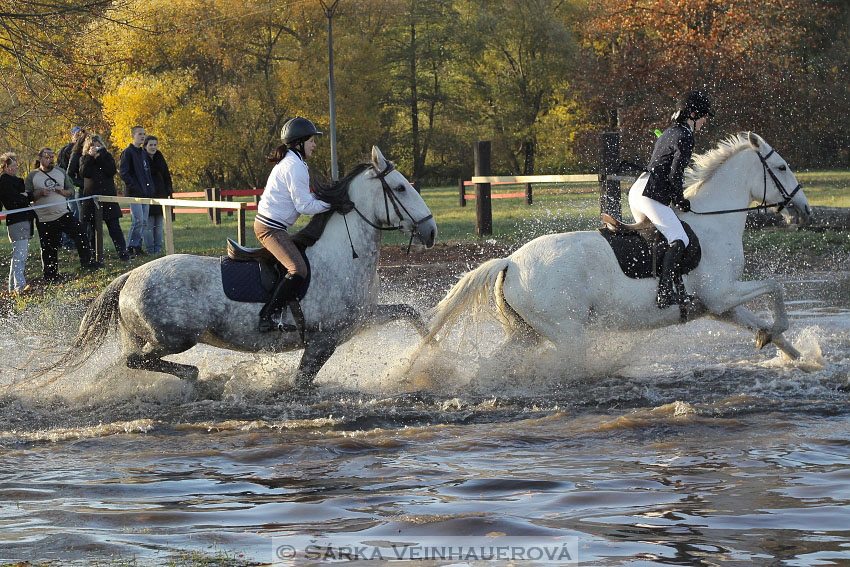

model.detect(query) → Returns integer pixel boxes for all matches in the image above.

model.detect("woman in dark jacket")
[0,152,35,293]
[143,135,173,255]
[628,89,713,309]
[78,134,130,261]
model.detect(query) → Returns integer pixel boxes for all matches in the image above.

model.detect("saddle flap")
[598,222,701,280]
[227,238,276,263]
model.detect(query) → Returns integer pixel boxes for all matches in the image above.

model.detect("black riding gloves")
[331,200,355,214]
[676,198,691,212]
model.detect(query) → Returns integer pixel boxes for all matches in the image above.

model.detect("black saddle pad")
[220,249,311,303]
[598,222,701,279]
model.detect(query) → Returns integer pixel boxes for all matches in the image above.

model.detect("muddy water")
[1,271,849,566]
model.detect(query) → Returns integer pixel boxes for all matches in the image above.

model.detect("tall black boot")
[258,274,304,333]
[656,240,687,309]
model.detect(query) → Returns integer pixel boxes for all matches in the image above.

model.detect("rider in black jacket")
[628,90,714,308]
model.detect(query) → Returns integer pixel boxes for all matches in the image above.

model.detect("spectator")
[119,125,154,257]
[57,126,84,171]
[58,126,85,248]
[143,135,173,255]
[66,133,86,189]
[79,134,130,262]
[25,147,101,282]
[0,153,35,294]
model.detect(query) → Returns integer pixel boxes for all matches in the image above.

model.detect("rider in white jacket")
[254,117,331,332]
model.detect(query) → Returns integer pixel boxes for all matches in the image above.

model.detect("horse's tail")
[421,257,519,345]
[49,272,130,372]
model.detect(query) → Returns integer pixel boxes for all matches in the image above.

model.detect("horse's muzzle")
[783,202,811,226]
[414,218,438,248]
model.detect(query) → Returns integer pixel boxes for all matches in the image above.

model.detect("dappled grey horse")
[65,146,437,388]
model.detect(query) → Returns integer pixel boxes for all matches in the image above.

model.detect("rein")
[690,149,802,216]
[344,161,434,256]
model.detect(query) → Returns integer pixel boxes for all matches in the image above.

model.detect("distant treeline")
[2,0,848,188]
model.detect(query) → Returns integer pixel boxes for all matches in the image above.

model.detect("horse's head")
[747,132,811,226]
[350,146,437,247]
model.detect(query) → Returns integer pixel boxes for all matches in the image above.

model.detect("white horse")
[423,132,811,363]
[62,146,437,388]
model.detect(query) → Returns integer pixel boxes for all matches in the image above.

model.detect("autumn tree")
[575,0,844,167]
[451,0,580,175]
[0,0,124,151]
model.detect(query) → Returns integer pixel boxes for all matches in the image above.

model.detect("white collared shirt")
[257,151,330,229]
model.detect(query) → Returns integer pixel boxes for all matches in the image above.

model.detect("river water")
[1,270,849,566]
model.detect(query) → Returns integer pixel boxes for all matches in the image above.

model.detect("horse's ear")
[371,146,388,172]
[747,131,761,150]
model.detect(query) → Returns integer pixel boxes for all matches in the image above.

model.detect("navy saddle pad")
[219,255,311,303]
[598,221,701,279]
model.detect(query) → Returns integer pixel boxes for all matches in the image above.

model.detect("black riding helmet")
[280,117,323,147]
[673,90,715,123]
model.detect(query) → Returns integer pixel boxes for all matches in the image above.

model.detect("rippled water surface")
[1,272,849,566]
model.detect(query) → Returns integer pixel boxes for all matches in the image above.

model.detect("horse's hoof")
[756,329,772,350]
[294,378,319,393]
[182,367,200,381]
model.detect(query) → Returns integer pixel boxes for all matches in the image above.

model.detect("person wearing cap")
[628,89,714,308]
[58,126,84,172]
[57,126,85,247]
[254,117,331,333]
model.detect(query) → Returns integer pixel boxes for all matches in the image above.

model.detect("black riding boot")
[656,240,688,309]
[258,274,304,333]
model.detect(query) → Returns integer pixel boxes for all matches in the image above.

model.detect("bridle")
[344,161,434,255]
[691,148,803,216]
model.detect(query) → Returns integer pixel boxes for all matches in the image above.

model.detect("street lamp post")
[320,0,341,181]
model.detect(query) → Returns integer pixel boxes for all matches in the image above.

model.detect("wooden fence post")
[237,203,246,246]
[163,204,175,255]
[600,132,622,220]
[226,193,233,217]
[458,178,466,207]
[525,182,533,205]
[474,141,492,237]
[93,200,104,263]
[205,187,221,225]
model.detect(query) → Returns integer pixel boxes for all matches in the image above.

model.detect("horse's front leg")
[707,305,800,360]
[295,333,339,390]
[708,279,789,335]
[365,304,429,338]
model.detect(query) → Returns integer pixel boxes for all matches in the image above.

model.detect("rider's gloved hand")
[676,198,691,212]
[331,199,355,214]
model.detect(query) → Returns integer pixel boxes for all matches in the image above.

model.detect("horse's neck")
[687,153,755,245]
[307,212,382,284]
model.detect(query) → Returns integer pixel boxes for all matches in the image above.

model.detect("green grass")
[1,170,848,310]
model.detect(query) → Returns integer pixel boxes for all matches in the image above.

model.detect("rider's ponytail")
[266,143,288,165]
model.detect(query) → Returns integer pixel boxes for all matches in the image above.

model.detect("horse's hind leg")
[361,304,428,337]
[120,324,199,380]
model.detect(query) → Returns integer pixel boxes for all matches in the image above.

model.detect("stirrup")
[258,314,297,333]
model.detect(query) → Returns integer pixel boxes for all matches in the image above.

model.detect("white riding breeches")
[628,173,689,246]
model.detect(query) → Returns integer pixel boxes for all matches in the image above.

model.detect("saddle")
[598,213,701,279]
[220,239,311,340]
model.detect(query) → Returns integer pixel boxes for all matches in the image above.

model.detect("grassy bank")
[1,170,848,310]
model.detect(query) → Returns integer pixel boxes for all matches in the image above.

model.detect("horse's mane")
[313,162,372,204]
[684,132,757,197]
[292,162,372,248]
